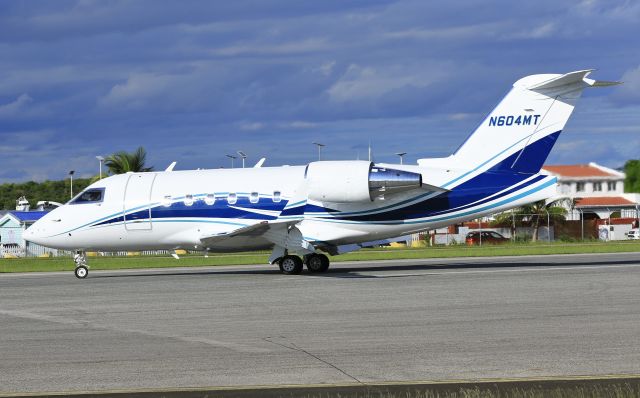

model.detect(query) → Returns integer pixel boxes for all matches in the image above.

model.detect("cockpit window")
[70,188,105,204]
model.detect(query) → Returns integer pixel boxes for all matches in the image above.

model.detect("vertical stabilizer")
[450,70,619,175]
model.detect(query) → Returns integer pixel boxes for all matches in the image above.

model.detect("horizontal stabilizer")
[527,69,622,90]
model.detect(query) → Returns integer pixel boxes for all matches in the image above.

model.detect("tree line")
[0,147,153,210]
[2,150,639,211]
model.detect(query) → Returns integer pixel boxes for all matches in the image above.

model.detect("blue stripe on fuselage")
[336,131,560,222]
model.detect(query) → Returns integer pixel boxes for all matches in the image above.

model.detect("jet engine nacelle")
[305,161,422,203]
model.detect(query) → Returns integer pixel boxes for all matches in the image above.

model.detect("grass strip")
[1,241,639,273]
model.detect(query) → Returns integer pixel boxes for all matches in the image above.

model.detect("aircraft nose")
[24,221,47,246]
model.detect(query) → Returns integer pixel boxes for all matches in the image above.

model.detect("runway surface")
[1,252,639,394]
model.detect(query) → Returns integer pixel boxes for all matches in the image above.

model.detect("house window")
[204,194,215,205]
[593,182,602,192]
[576,182,585,192]
[273,191,281,203]
[607,181,617,191]
[184,194,194,206]
[250,192,259,204]
[227,193,237,204]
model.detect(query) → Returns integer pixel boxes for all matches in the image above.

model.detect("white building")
[542,162,640,220]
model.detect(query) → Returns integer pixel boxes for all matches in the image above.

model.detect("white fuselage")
[25,162,556,253]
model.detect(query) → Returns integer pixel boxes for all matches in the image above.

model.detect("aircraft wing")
[200,221,272,247]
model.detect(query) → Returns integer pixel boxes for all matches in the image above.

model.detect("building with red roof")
[542,162,639,221]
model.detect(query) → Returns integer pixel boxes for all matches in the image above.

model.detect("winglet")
[165,161,177,172]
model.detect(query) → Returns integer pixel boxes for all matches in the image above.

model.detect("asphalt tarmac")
[1,252,639,394]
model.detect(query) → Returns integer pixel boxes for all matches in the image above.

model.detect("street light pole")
[237,151,247,168]
[312,142,325,161]
[69,170,75,199]
[96,156,105,179]
[225,154,236,168]
[395,152,407,165]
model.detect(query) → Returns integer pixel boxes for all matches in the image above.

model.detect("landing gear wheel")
[74,265,88,279]
[305,253,330,273]
[279,255,303,275]
[73,251,88,279]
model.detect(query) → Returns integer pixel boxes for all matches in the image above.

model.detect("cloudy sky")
[1,0,639,182]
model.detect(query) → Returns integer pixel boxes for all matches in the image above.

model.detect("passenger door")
[123,173,156,231]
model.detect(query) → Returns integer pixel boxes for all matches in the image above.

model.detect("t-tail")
[445,70,620,175]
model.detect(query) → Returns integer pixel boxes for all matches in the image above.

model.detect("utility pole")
[96,156,104,179]
[225,154,236,168]
[69,170,75,199]
[312,142,325,161]
[237,151,247,168]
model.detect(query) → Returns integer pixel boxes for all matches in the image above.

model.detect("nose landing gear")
[73,251,88,279]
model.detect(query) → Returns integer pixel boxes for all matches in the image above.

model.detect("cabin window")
[250,192,259,204]
[70,188,105,204]
[184,194,194,206]
[162,195,172,207]
[273,191,281,203]
[227,193,237,204]
[204,194,216,205]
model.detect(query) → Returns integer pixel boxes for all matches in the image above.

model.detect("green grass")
[1,240,639,273]
[301,382,640,398]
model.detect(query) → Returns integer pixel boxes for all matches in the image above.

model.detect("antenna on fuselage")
[165,161,177,172]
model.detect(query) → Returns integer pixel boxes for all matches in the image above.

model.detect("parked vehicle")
[627,229,640,240]
[465,231,510,245]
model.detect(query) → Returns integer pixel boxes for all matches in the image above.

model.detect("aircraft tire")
[74,265,88,279]
[279,255,303,275]
[306,254,329,273]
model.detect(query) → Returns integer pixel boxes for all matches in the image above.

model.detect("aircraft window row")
[184,194,194,206]
[161,192,283,207]
[70,188,105,204]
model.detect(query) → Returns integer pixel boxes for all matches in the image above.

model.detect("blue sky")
[1,0,639,182]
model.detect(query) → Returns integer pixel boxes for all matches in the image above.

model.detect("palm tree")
[104,146,154,175]
[492,198,571,241]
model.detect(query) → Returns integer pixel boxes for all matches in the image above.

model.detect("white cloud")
[210,38,330,57]
[327,64,442,102]
[613,65,640,104]
[0,93,33,117]
[239,122,264,131]
[384,22,507,41]
[280,121,318,129]
[515,22,557,39]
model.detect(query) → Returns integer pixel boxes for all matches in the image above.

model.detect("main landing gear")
[277,253,330,275]
[73,251,89,279]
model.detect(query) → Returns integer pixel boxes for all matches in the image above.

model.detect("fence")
[1,243,174,258]
[429,210,638,245]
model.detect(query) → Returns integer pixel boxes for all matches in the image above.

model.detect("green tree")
[624,159,640,193]
[104,146,153,175]
[0,178,92,210]
[492,199,570,241]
